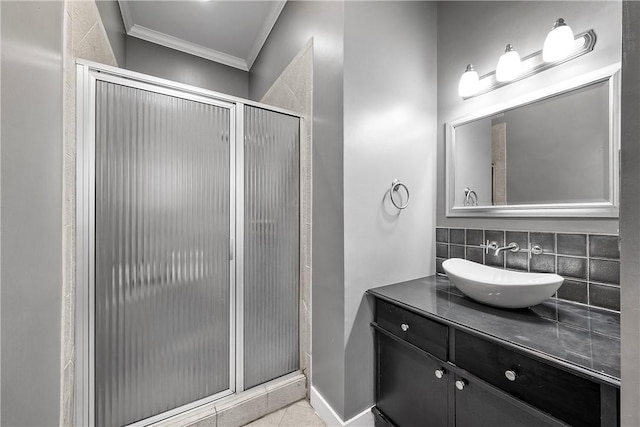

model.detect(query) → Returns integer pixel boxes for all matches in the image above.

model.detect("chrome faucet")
[493,242,520,256]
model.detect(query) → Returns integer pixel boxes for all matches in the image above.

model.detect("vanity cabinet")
[377,332,448,427]
[372,298,619,427]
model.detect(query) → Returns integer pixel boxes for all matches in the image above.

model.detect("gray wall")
[455,119,492,206]
[95,0,127,66]
[342,1,437,419]
[437,1,621,233]
[1,1,64,425]
[126,36,249,98]
[620,1,640,424]
[250,0,347,417]
[505,81,609,204]
[250,1,438,420]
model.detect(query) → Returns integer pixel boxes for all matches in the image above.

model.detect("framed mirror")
[445,64,620,217]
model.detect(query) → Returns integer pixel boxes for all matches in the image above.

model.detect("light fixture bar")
[463,29,596,100]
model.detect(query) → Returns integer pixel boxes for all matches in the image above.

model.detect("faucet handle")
[519,244,544,259]
[480,240,499,254]
[507,242,520,252]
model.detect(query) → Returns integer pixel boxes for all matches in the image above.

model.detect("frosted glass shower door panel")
[244,106,300,389]
[95,81,232,426]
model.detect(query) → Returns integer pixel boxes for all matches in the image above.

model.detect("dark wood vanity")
[368,276,620,427]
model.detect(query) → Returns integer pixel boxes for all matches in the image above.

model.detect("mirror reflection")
[449,76,616,215]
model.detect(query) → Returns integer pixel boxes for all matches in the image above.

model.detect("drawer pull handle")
[400,323,409,332]
[434,369,445,379]
[455,380,466,391]
[505,369,518,382]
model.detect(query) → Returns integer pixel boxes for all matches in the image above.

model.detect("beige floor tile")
[278,402,325,427]
[242,400,326,427]
[244,407,286,427]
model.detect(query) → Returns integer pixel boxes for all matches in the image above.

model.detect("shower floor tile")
[243,399,326,427]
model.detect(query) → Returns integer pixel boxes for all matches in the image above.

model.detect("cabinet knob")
[455,380,466,391]
[504,369,518,382]
[400,323,409,332]
[434,369,445,379]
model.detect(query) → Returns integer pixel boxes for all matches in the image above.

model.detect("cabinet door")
[454,375,566,427]
[377,333,448,427]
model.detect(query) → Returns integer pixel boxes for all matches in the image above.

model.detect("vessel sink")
[442,258,564,309]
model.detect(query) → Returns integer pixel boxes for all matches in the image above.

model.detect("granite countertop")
[367,275,620,387]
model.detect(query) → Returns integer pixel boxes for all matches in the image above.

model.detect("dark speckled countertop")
[367,275,620,387]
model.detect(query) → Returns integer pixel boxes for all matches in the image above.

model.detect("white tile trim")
[310,387,374,427]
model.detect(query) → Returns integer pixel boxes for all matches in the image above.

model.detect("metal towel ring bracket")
[390,179,410,210]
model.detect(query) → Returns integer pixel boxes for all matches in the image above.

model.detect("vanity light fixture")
[458,26,596,100]
[543,18,575,62]
[458,64,480,97]
[496,44,521,82]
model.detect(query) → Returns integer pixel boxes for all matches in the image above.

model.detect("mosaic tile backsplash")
[436,227,620,312]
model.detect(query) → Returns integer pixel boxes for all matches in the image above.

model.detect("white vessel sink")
[442,258,564,309]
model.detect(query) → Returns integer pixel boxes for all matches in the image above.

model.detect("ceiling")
[118,0,287,71]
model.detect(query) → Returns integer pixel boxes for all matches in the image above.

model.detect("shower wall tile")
[434,227,620,312]
[157,375,307,427]
[215,393,268,427]
[265,378,307,413]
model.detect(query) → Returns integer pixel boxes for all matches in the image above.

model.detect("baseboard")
[310,386,374,427]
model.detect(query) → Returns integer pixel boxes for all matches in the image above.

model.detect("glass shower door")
[94,81,233,426]
[243,106,300,388]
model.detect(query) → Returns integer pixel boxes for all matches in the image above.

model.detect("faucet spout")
[494,242,519,256]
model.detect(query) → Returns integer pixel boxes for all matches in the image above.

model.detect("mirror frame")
[445,63,621,218]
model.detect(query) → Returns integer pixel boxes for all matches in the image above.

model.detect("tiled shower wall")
[436,228,620,312]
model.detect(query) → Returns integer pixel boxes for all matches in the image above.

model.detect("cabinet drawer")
[375,299,448,360]
[455,331,600,427]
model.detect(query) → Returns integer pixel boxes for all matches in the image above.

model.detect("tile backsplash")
[436,227,620,312]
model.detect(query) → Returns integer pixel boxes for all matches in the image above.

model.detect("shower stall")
[75,62,302,426]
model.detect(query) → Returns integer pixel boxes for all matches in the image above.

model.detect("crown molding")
[116,0,284,71]
[246,0,286,69]
[128,24,249,71]
[118,0,134,32]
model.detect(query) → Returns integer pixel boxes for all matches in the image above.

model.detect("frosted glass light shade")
[496,44,521,82]
[543,18,575,62]
[458,64,479,97]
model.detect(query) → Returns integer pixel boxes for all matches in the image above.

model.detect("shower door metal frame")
[75,60,304,427]
[77,64,238,426]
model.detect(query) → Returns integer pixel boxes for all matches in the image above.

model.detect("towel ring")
[390,179,410,210]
